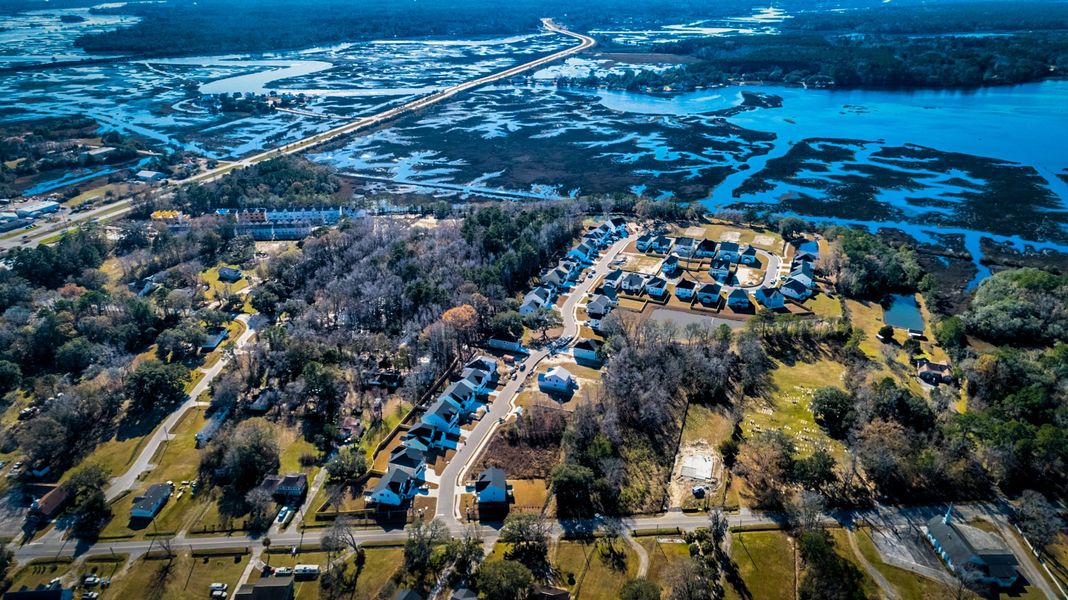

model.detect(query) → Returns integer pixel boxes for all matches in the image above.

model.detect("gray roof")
[927,513,1018,580]
[718,241,740,252]
[698,283,721,295]
[476,467,507,494]
[676,278,696,290]
[729,289,750,302]
[373,466,416,497]
[132,483,172,515]
[426,397,460,422]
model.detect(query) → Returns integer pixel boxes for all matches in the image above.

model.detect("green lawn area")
[202,264,250,301]
[554,540,638,600]
[804,292,842,319]
[637,536,691,588]
[108,551,249,600]
[742,357,847,459]
[854,528,949,599]
[681,403,734,446]
[97,407,207,539]
[827,528,878,599]
[6,559,75,592]
[248,548,403,600]
[725,531,795,600]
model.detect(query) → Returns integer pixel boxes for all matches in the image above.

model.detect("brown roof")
[31,486,70,519]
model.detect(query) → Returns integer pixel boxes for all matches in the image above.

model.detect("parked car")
[274,567,293,576]
[209,583,228,592]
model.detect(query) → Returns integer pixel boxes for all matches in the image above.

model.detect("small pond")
[883,294,925,331]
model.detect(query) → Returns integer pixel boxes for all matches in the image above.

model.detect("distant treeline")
[72,0,761,56]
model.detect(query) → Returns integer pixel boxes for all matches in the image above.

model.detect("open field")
[554,539,639,600]
[108,551,249,600]
[725,530,795,600]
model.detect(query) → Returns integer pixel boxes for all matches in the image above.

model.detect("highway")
[0,19,594,252]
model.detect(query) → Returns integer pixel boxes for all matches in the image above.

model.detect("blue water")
[22,167,117,196]
[883,294,925,330]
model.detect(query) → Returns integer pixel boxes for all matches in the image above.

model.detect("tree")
[878,324,895,343]
[524,307,561,341]
[0,360,21,393]
[777,216,806,241]
[404,518,450,585]
[64,464,112,540]
[125,359,190,413]
[810,387,855,439]
[499,514,552,576]
[245,488,273,530]
[325,446,368,483]
[1016,490,1064,550]
[549,462,596,517]
[477,560,533,600]
[798,531,866,600]
[621,578,662,600]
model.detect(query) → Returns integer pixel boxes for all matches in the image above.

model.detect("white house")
[789,262,815,288]
[462,356,498,392]
[697,283,722,305]
[568,241,597,263]
[636,234,654,252]
[780,278,812,301]
[369,466,420,506]
[716,241,741,263]
[475,467,510,504]
[739,246,759,265]
[572,338,603,364]
[520,286,552,315]
[675,279,696,300]
[621,273,646,295]
[650,236,673,254]
[538,366,576,393]
[673,236,697,257]
[442,379,480,415]
[709,259,732,283]
[755,286,785,310]
[601,269,623,296]
[645,276,668,298]
[727,289,752,310]
[586,294,615,319]
[423,397,462,435]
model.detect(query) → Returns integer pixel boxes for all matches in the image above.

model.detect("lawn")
[554,539,638,600]
[827,528,878,599]
[108,551,249,600]
[637,536,691,587]
[725,531,795,600]
[6,559,75,592]
[202,264,250,301]
[804,292,842,319]
[680,403,734,446]
[854,527,949,599]
[742,357,847,460]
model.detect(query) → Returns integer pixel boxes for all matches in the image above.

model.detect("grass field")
[554,539,639,599]
[725,531,795,600]
[680,403,734,446]
[637,536,691,587]
[827,528,878,598]
[108,551,249,600]
[742,357,847,460]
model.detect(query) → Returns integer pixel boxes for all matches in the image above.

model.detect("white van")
[294,564,320,576]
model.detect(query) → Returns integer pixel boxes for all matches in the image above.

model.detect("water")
[883,294,925,331]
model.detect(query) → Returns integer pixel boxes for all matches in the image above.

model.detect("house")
[136,169,165,182]
[405,423,447,450]
[697,284,721,305]
[388,446,428,480]
[754,286,785,310]
[538,366,576,393]
[645,276,668,298]
[716,241,741,263]
[423,397,462,434]
[442,379,479,415]
[635,234,654,252]
[568,241,597,263]
[727,289,751,310]
[475,467,509,504]
[541,267,568,289]
[673,236,697,257]
[195,407,230,448]
[675,279,696,300]
[649,236,673,254]
[29,485,70,523]
[587,223,614,247]
[600,269,623,296]
[607,217,629,237]
[789,262,815,288]
[234,576,295,600]
[780,278,812,301]
[520,286,552,316]
[709,259,732,283]
[793,250,818,264]
[131,482,173,519]
[662,255,680,276]
[218,266,243,283]
[572,338,603,364]
[917,360,953,385]
[586,294,615,319]
[369,465,420,506]
[392,590,424,600]
[695,239,718,258]
[337,416,364,443]
[925,507,1018,587]
[531,586,571,600]
[259,473,308,501]
[739,245,758,265]
[462,356,498,391]
[200,328,229,351]
[559,259,583,282]
[451,588,477,600]
[621,273,646,295]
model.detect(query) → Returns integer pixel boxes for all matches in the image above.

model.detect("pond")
[883,294,925,331]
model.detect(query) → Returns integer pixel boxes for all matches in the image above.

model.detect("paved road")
[436,233,635,528]
[1,19,594,253]
[104,314,262,500]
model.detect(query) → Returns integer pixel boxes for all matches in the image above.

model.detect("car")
[82,575,101,586]
[274,567,293,576]
[83,593,99,600]
[276,507,289,523]
[210,591,226,599]
[209,583,228,592]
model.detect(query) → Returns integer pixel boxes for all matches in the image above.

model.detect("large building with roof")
[925,507,1019,587]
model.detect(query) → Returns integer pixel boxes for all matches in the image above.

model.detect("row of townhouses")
[368,356,499,506]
